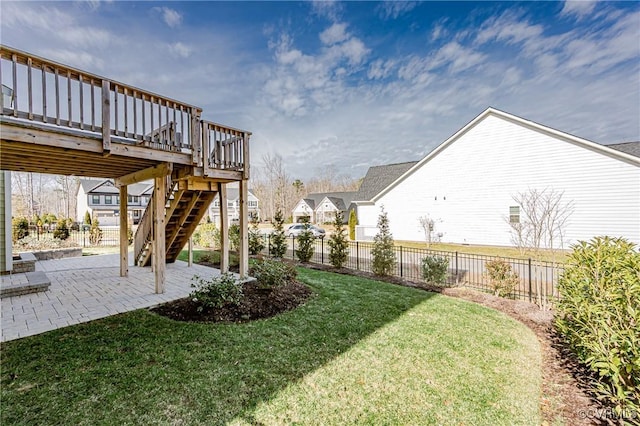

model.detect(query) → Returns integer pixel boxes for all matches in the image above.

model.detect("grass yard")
[175,248,240,266]
[1,268,541,425]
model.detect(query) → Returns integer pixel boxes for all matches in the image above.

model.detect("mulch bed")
[151,280,313,323]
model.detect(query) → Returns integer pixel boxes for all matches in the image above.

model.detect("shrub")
[89,218,102,245]
[348,209,357,241]
[295,216,314,263]
[269,209,287,258]
[371,207,396,276]
[421,255,449,285]
[193,223,220,249]
[250,258,297,288]
[190,273,243,312]
[83,211,91,226]
[248,216,265,255]
[328,210,349,268]
[53,220,70,240]
[484,259,519,297]
[555,237,640,415]
[229,224,240,252]
[12,216,29,242]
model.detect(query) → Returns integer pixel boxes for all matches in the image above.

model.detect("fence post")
[321,237,324,264]
[267,234,271,256]
[291,235,295,260]
[455,251,459,284]
[399,246,403,277]
[528,258,532,303]
[356,241,360,270]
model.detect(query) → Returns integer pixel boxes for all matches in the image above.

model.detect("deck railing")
[201,120,250,178]
[1,45,252,173]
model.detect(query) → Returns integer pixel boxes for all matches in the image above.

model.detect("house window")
[128,195,140,203]
[213,200,220,207]
[248,200,257,208]
[105,195,113,205]
[227,201,234,208]
[91,195,100,204]
[509,206,520,224]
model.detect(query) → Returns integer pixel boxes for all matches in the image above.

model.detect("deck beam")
[115,163,172,187]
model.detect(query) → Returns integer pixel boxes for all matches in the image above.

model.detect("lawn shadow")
[0,267,435,425]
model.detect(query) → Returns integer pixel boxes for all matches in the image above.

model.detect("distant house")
[77,179,153,226]
[354,107,640,247]
[208,186,260,225]
[292,192,357,224]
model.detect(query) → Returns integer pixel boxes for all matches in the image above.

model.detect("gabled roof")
[300,192,357,211]
[606,142,640,158]
[79,178,153,196]
[366,107,640,203]
[354,161,418,202]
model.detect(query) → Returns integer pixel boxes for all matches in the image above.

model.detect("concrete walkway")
[1,253,222,342]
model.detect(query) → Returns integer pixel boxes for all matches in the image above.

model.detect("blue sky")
[2,1,639,180]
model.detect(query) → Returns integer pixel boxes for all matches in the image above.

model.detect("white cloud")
[154,6,183,28]
[320,23,349,45]
[379,1,418,19]
[560,1,598,20]
[168,42,192,58]
[368,59,396,80]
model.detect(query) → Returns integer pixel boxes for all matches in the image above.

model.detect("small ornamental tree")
[53,220,70,240]
[328,210,349,268]
[348,209,358,240]
[89,217,103,245]
[371,206,396,276]
[83,211,91,226]
[295,216,314,263]
[248,213,265,255]
[270,208,287,258]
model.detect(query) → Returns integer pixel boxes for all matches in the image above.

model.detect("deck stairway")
[134,177,216,267]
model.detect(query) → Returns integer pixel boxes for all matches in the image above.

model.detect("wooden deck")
[0,45,252,293]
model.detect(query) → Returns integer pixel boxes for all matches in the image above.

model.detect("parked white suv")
[286,224,326,238]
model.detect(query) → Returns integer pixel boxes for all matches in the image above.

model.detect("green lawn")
[175,248,240,266]
[0,269,541,425]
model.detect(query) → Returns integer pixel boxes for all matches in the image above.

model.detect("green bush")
[295,216,314,263]
[248,217,265,255]
[229,224,240,252]
[348,209,357,241]
[83,211,91,226]
[53,220,70,240]
[328,210,349,268]
[249,258,297,288]
[555,237,640,416]
[12,217,29,243]
[484,259,519,298]
[371,207,396,276]
[190,273,243,312]
[269,209,288,258]
[421,255,449,285]
[193,223,220,249]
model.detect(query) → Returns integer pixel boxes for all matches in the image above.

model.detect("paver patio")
[1,253,221,342]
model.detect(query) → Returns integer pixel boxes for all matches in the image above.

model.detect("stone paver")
[1,254,223,342]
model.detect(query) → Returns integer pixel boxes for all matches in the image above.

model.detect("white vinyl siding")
[365,113,640,247]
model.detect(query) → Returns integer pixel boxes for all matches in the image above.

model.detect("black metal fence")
[264,235,564,309]
[12,225,124,247]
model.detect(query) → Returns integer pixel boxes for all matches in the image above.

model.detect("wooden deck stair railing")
[133,175,217,267]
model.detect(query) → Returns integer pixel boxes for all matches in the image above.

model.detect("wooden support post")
[153,176,166,293]
[218,182,229,273]
[191,108,202,165]
[119,185,128,277]
[243,132,251,180]
[101,80,111,155]
[239,179,249,278]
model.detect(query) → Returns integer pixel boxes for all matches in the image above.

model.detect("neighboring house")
[77,179,153,226]
[209,186,260,225]
[355,107,640,247]
[292,192,357,224]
